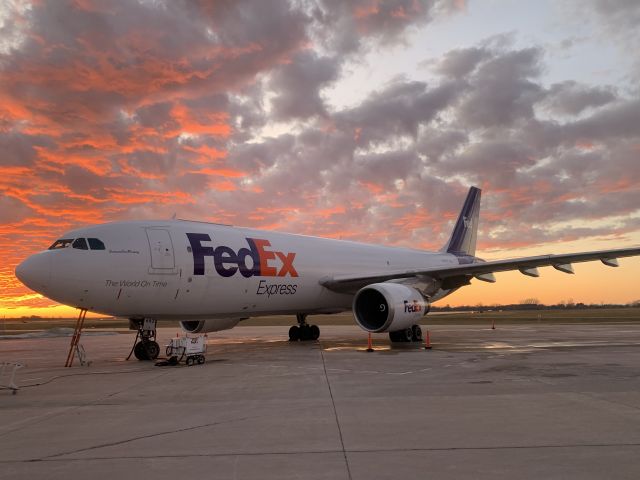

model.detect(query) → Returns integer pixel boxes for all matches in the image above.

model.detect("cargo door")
[146,228,177,274]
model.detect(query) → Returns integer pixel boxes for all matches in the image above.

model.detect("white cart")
[165,336,207,366]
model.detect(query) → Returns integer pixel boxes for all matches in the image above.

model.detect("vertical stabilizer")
[441,186,481,256]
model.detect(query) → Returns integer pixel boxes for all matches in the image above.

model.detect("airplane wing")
[320,246,640,294]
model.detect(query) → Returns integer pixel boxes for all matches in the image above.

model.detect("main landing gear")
[389,324,423,343]
[288,314,320,341]
[127,318,160,361]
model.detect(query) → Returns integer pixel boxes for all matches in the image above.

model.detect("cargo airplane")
[15,187,640,360]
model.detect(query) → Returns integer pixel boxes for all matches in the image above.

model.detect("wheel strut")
[127,318,160,361]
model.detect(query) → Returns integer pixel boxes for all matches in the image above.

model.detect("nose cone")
[15,253,52,293]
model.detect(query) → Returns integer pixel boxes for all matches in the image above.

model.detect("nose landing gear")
[288,314,320,341]
[127,318,160,360]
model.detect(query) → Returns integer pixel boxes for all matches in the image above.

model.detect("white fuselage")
[17,220,459,320]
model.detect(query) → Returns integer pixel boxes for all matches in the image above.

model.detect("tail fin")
[441,186,481,256]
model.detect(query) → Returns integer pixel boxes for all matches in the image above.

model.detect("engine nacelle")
[180,318,241,333]
[353,283,429,333]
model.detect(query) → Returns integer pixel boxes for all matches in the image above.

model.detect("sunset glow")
[1,0,639,318]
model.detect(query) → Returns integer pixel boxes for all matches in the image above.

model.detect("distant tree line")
[432,300,640,312]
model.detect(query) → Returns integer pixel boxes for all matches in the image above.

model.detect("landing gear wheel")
[134,341,148,360]
[127,318,158,361]
[411,325,423,342]
[389,329,413,343]
[289,325,300,341]
[145,341,160,360]
[310,324,320,341]
[290,314,320,341]
[402,327,413,342]
[299,324,310,341]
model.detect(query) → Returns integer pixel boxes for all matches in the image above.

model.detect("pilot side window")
[88,238,106,250]
[48,239,74,250]
[72,238,88,250]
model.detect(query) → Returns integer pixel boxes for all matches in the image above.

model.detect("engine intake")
[353,283,429,333]
[180,318,241,333]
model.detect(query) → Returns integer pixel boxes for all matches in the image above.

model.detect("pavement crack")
[320,347,352,480]
[41,415,251,460]
[5,442,640,464]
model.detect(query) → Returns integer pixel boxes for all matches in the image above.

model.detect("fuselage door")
[146,228,177,274]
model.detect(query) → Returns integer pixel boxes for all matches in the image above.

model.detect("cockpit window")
[48,239,74,250]
[72,238,88,250]
[88,238,106,250]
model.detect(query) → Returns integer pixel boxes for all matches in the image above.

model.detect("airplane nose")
[15,253,52,292]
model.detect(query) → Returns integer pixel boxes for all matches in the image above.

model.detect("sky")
[1,0,639,318]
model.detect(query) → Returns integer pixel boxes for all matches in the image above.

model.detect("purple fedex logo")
[186,233,298,278]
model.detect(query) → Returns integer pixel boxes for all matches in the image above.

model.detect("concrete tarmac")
[2,322,640,479]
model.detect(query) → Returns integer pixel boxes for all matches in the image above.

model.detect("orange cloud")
[189,167,246,178]
[171,103,232,137]
[182,144,228,164]
[354,2,380,18]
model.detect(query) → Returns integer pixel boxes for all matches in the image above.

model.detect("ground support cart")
[165,335,207,366]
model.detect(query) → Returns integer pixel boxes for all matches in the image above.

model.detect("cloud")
[1,1,639,312]
[310,0,448,54]
[542,81,617,116]
[455,47,544,128]
[564,0,640,81]
[269,51,340,121]
[577,0,640,40]
[435,46,490,77]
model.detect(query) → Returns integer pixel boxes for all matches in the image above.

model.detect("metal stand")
[1,362,23,394]
[65,309,88,367]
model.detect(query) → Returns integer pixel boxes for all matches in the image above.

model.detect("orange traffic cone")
[424,330,432,350]
[366,332,374,352]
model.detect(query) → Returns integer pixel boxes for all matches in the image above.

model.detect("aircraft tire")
[310,324,320,340]
[389,329,413,343]
[289,325,300,341]
[134,341,149,360]
[411,325,423,342]
[145,341,160,360]
[402,327,413,342]
[299,324,311,341]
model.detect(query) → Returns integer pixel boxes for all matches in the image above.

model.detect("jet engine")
[353,283,429,333]
[180,318,242,333]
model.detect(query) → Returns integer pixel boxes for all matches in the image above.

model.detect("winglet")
[441,186,481,256]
